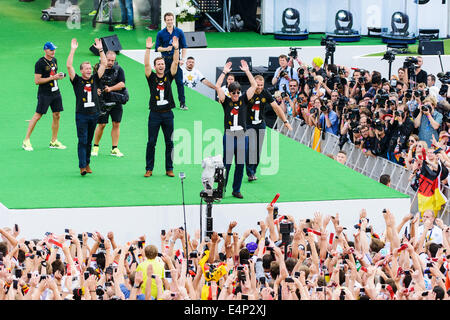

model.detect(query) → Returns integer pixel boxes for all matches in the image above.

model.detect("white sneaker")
[91,146,99,156]
[49,140,67,149]
[22,139,33,151]
[110,148,124,157]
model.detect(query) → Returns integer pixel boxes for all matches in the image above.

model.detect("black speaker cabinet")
[418,40,444,55]
[268,56,280,72]
[184,31,207,48]
[226,56,252,72]
[90,35,122,56]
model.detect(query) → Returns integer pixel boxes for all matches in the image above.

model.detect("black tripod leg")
[92,0,103,28]
[108,0,113,31]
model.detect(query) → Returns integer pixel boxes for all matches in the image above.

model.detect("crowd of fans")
[0,204,449,300]
[271,56,448,160]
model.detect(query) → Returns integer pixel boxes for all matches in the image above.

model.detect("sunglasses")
[231,91,240,95]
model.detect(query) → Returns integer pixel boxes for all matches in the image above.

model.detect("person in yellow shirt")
[136,245,165,299]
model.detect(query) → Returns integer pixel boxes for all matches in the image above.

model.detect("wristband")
[98,49,103,52]
[222,71,227,76]
[133,284,141,289]
[146,47,151,49]
[227,232,233,236]
[284,120,288,124]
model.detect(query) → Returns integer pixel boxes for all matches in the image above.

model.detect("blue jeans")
[146,110,174,171]
[246,122,266,177]
[119,0,134,26]
[163,56,185,104]
[75,112,98,169]
[223,132,248,193]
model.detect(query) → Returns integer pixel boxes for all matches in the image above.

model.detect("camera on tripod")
[403,56,418,71]
[382,50,396,63]
[200,155,225,202]
[321,37,336,52]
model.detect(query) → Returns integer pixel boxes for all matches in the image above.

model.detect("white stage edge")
[2,197,410,247]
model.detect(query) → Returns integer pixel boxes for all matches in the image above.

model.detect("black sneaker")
[180,103,188,110]
[248,175,258,182]
[232,192,243,199]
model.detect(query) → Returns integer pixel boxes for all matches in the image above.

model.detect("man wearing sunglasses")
[215,60,256,198]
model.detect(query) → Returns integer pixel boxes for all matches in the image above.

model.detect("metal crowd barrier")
[273,116,450,224]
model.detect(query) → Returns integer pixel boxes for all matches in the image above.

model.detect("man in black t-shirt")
[91,51,127,158]
[215,60,257,199]
[67,38,106,176]
[23,42,67,151]
[414,56,428,86]
[143,36,180,178]
[245,75,292,181]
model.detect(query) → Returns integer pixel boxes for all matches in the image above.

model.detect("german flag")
[417,162,448,216]
[312,127,321,153]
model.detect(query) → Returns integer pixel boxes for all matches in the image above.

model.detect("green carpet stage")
[0,0,408,210]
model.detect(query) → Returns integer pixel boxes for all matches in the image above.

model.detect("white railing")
[273,116,450,224]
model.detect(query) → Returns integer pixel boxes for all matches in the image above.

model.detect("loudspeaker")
[418,40,444,55]
[268,56,280,72]
[90,35,122,56]
[226,56,252,71]
[184,31,207,48]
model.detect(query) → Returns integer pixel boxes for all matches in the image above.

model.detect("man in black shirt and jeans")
[67,38,106,176]
[23,42,67,151]
[143,36,180,178]
[245,75,292,181]
[215,60,257,199]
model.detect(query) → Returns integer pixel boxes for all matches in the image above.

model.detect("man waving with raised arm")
[67,38,106,176]
[215,60,257,199]
[144,36,179,178]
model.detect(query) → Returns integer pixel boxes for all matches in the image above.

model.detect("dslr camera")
[288,47,301,60]
[422,104,432,113]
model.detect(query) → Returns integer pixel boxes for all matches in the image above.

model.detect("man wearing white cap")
[23,41,66,151]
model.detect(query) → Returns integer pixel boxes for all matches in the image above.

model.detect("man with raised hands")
[144,36,179,178]
[67,38,106,176]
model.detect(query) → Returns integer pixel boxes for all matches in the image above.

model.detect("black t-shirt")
[70,74,101,114]
[221,95,247,132]
[416,69,428,85]
[101,65,126,87]
[244,89,274,125]
[99,65,126,106]
[35,57,60,96]
[146,71,175,112]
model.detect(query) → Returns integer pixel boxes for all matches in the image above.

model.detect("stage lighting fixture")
[281,7,300,33]
[334,10,353,35]
[391,11,409,36]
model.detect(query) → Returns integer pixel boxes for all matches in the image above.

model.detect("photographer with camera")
[318,99,339,135]
[414,97,443,148]
[373,119,390,159]
[91,51,127,158]
[304,75,326,100]
[385,104,414,164]
[350,69,370,102]
[358,125,376,156]
[271,54,299,92]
